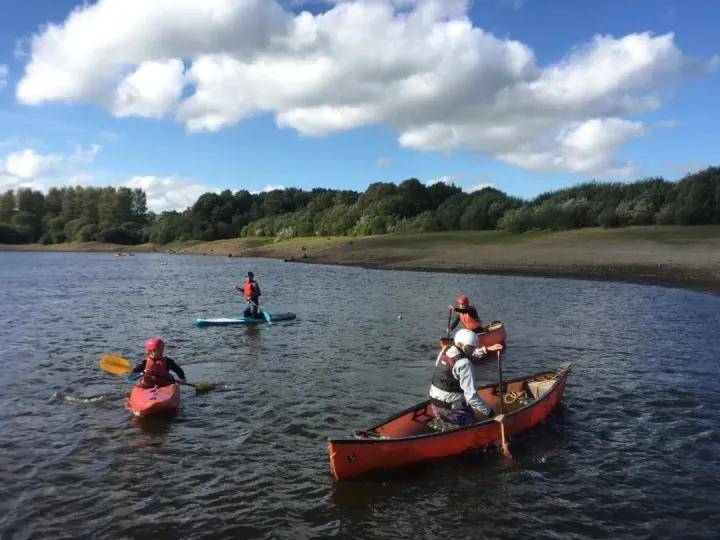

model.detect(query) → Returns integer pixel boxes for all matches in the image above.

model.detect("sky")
[0,0,718,212]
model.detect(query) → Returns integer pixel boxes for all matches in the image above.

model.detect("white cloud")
[425,175,460,186]
[0,64,7,91]
[0,145,100,193]
[69,144,101,164]
[1,148,62,179]
[466,182,495,192]
[251,184,286,194]
[112,59,185,118]
[15,0,717,176]
[125,175,217,212]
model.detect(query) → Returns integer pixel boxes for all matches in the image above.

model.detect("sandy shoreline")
[3,226,720,294]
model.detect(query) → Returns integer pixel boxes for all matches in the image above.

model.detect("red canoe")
[439,320,507,350]
[328,365,570,481]
[127,383,181,417]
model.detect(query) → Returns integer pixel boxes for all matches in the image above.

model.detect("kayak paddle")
[99,354,216,394]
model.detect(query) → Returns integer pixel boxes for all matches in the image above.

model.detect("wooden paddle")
[446,306,453,336]
[494,349,513,460]
[99,354,216,394]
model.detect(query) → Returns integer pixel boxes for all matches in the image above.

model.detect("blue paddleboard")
[194,313,296,327]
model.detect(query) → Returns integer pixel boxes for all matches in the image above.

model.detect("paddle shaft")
[446,307,453,336]
[497,349,505,415]
[496,349,512,459]
[234,287,271,321]
[137,371,197,389]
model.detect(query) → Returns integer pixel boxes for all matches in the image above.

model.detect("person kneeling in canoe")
[429,329,503,425]
[235,271,262,319]
[132,337,186,388]
[449,295,484,334]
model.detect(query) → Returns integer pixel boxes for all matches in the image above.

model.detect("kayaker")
[449,295,484,333]
[132,337,186,388]
[235,271,262,318]
[429,329,503,425]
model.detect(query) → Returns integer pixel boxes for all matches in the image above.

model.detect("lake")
[1,252,718,539]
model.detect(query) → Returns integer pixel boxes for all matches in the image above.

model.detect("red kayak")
[127,383,181,417]
[440,320,507,350]
[328,365,570,481]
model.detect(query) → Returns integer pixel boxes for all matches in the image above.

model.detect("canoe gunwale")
[329,365,571,445]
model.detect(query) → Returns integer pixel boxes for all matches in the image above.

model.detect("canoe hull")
[328,366,569,480]
[439,321,507,349]
[195,312,296,327]
[127,384,181,417]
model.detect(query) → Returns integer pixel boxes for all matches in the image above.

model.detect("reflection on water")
[1,252,719,539]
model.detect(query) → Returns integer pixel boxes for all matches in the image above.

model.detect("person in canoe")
[429,329,503,425]
[449,295,484,333]
[132,337,186,388]
[235,271,262,319]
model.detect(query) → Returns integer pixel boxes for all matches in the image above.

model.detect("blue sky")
[0,0,718,211]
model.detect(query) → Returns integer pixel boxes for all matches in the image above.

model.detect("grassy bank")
[3,226,720,293]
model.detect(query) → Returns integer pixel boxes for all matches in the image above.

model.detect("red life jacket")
[243,279,258,298]
[459,310,483,332]
[145,355,169,379]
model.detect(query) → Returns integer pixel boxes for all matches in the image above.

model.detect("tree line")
[1,167,718,245]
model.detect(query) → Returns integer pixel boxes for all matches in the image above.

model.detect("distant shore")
[3,226,720,294]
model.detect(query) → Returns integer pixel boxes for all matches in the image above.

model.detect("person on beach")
[132,337,186,388]
[449,295,484,333]
[235,271,262,318]
[429,329,503,425]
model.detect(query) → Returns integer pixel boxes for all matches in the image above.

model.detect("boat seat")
[527,376,557,399]
[353,430,389,440]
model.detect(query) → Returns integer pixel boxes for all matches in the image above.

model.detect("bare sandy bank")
[3,226,720,294]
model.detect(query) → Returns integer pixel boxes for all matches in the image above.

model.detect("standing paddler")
[235,271,262,319]
[448,294,485,333]
[429,329,503,426]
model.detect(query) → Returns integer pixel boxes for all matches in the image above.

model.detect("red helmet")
[456,295,469,305]
[144,337,164,352]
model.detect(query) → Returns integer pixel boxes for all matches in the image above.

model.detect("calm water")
[1,252,719,539]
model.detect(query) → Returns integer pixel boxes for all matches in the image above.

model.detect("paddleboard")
[195,312,296,327]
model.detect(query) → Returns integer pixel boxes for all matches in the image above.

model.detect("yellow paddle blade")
[99,354,132,375]
[194,383,217,394]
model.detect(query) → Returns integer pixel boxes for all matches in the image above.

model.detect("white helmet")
[454,329,479,348]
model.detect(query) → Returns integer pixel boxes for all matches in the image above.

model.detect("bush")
[76,223,99,242]
[394,211,440,233]
[0,224,23,244]
[598,207,619,228]
[97,226,140,244]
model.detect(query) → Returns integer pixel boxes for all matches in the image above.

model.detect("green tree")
[0,190,16,223]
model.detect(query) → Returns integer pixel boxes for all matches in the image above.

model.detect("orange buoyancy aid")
[145,355,169,380]
[243,280,258,298]
[459,310,483,332]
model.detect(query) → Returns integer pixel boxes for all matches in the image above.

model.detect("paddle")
[445,306,453,336]
[234,286,272,323]
[494,349,513,460]
[99,354,216,394]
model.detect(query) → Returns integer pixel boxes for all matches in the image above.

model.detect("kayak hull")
[328,366,570,480]
[127,384,181,417]
[195,312,296,327]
